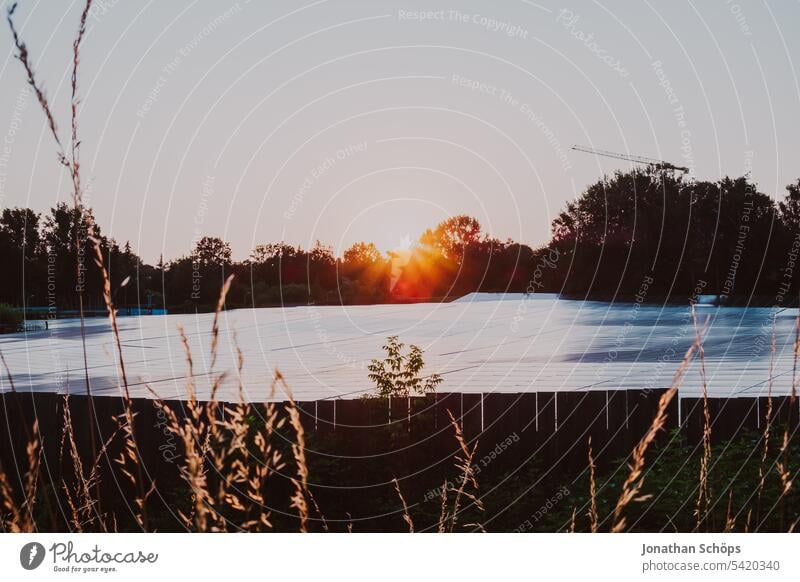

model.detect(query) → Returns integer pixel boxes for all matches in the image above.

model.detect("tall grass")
[611,332,701,533]
[587,436,598,533]
[7,0,103,525]
[692,307,711,531]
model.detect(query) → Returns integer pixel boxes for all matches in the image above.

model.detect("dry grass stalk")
[8,0,97,426]
[437,480,448,533]
[772,361,794,530]
[6,0,102,524]
[91,241,131,398]
[152,327,214,531]
[0,463,19,532]
[1,349,60,532]
[150,315,220,529]
[443,410,484,532]
[0,420,40,532]
[611,333,702,532]
[201,280,235,531]
[69,0,92,200]
[210,274,235,371]
[233,330,245,402]
[150,395,212,531]
[274,371,312,532]
[692,308,712,531]
[5,2,231,533]
[62,396,94,531]
[61,397,120,532]
[755,327,777,527]
[219,400,280,530]
[246,405,286,530]
[775,431,793,498]
[724,488,736,533]
[213,343,286,531]
[21,420,41,532]
[6,2,66,155]
[0,0,497,537]
[207,334,244,531]
[588,436,598,533]
[69,3,101,489]
[776,313,800,530]
[393,478,414,532]
[90,239,152,529]
[145,278,295,532]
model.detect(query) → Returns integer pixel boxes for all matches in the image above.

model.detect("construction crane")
[571,145,690,173]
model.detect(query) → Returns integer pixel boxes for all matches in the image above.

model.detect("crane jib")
[571,145,689,173]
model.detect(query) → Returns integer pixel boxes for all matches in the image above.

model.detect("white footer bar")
[1,533,797,580]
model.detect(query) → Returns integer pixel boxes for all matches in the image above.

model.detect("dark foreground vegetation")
[1,376,798,532]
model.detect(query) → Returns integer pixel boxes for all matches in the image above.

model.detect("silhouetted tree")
[0,208,41,305]
[420,215,482,262]
[6,172,800,315]
[779,179,800,231]
[549,170,781,300]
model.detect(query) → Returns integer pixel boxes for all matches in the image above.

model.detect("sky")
[0,0,798,263]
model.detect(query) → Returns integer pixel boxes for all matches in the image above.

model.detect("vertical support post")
[480,393,484,432]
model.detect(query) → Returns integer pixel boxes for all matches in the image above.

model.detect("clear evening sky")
[1,0,798,262]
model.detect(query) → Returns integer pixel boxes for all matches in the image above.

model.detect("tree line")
[2,170,800,313]
[0,204,536,312]
[548,170,800,303]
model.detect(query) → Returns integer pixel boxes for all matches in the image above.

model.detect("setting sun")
[394,234,413,254]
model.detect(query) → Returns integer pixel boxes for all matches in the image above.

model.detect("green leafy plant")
[368,335,442,397]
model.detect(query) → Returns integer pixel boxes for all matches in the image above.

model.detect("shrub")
[368,335,442,397]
